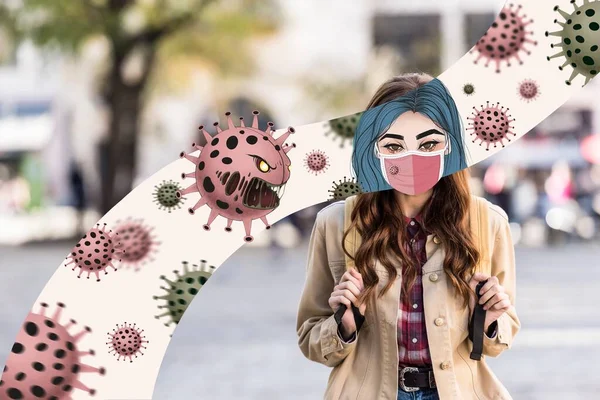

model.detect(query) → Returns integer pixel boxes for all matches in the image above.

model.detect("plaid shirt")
[398,215,432,367]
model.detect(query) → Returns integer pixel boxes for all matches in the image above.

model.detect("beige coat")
[296,195,520,400]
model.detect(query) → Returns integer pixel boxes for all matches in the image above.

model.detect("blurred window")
[464,13,496,50]
[373,14,442,76]
[14,102,51,117]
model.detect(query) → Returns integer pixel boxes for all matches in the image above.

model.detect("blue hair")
[351,78,468,193]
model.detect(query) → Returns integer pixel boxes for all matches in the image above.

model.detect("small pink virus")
[517,79,541,102]
[389,165,399,176]
[64,223,124,281]
[106,322,148,363]
[178,111,296,242]
[467,101,517,151]
[470,3,537,73]
[303,150,330,175]
[113,218,160,271]
[0,302,106,399]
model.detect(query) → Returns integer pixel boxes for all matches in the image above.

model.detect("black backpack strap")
[469,280,488,360]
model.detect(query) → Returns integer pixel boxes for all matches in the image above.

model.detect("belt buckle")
[399,367,420,392]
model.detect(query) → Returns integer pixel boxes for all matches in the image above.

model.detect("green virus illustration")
[463,83,476,96]
[546,0,600,86]
[324,112,364,148]
[153,260,217,330]
[329,176,363,201]
[153,180,185,212]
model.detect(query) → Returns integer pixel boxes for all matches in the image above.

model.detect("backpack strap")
[468,196,491,360]
[343,195,361,271]
[469,196,491,275]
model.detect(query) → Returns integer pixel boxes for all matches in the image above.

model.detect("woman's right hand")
[328,268,366,340]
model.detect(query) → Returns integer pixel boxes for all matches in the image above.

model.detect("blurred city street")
[1,236,599,400]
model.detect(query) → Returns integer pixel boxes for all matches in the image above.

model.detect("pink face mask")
[375,142,448,196]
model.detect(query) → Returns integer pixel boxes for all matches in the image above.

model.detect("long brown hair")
[342,73,480,307]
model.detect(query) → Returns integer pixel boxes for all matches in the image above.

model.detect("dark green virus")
[329,176,363,201]
[324,111,364,148]
[153,179,185,212]
[463,83,476,96]
[546,0,600,86]
[153,260,216,330]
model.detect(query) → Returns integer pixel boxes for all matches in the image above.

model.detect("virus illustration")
[113,218,160,271]
[304,150,330,175]
[329,176,363,201]
[517,78,541,102]
[324,111,364,148]
[106,322,148,363]
[0,302,106,399]
[64,223,124,282]
[470,3,537,72]
[467,101,517,151]
[153,260,217,330]
[546,0,600,86]
[178,111,296,242]
[153,179,185,212]
[462,83,476,96]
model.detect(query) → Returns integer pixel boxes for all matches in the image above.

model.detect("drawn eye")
[256,158,270,173]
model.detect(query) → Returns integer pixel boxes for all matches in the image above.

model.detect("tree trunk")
[100,63,143,214]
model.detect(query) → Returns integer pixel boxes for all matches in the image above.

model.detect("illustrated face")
[376,112,449,156]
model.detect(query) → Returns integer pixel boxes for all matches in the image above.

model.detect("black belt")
[398,366,436,392]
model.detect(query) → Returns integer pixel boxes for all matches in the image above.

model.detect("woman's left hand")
[468,272,512,332]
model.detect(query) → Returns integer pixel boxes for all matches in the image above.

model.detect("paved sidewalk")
[1,240,600,399]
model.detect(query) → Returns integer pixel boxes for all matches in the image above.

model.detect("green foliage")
[1,0,279,75]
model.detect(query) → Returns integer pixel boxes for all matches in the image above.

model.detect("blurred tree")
[0,0,278,213]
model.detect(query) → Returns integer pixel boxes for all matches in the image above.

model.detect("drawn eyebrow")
[416,129,445,140]
[248,154,277,170]
[379,133,404,141]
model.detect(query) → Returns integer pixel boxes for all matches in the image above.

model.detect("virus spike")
[179,151,199,164]
[72,326,92,343]
[276,126,295,146]
[252,110,260,128]
[283,143,296,154]
[225,111,235,129]
[198,125,213,144]
[188,196,208,214]
[177,183,199,198]
[265,121,275,136]
[182,172,195,179]
[213,121,222,134]
[239,116,246,127]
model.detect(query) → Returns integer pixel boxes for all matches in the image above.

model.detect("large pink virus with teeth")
[467,101,517,151]
[106,322,148,363]
[470,3,537,72]
[178,111,296,242]
[113,218,159,271]
[64,223,124,281]
[0,302,106,399]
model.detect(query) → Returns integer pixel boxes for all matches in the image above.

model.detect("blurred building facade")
[1,0,599,245]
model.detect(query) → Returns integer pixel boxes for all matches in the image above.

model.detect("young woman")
[296,73,520,400]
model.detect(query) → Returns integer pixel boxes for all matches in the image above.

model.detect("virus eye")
[288,164,292,171]
[256,158,270,173]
